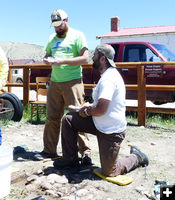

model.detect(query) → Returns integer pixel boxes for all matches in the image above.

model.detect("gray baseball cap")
[51,9,68,27]
[96,44,116,68]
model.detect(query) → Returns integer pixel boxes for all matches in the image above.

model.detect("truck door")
[111,44,120,62]
[121,43,161,84]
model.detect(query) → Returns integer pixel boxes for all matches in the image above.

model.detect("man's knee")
[101,162,121,177]
[102,168,120,177]
[102,166,112,177]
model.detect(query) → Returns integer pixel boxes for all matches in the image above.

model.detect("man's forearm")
[58,55,88,65]
[79,99,110,118]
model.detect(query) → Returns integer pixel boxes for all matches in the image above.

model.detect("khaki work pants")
[61,112,139,177]
[43,79,90,156]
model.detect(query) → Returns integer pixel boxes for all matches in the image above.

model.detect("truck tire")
[16,78,23,83]
[0,92,23,121]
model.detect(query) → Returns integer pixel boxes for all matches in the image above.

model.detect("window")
[123,44,160,62]
[111,44,119,62]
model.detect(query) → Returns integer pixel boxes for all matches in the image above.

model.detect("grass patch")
[1,106,175,131]
[126,111,175,130]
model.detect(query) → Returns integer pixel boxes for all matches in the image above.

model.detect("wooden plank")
[8,68,12,93]
[126,106,175,114]
[7,83,175,91]
[84,84,96,89]
[126,85,138,90]
[146,85,175,91]
[23,67,29,106]
[6,83,43,87]
[137,65,146,126]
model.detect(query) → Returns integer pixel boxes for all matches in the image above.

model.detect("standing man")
[54,44,149,177]
[40,9,91,162]
[0,46,9,145]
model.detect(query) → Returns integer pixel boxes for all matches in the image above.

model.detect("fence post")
[23,67,29,106]
[137,64,146,126]
[8,68,12,93]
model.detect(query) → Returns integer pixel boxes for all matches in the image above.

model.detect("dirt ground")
[1,121,175,200]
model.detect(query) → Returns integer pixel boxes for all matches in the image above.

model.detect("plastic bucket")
[0,146,13,198]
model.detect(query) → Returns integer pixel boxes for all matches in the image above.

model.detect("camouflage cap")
[51,9,68,27]
[96,44,116,68]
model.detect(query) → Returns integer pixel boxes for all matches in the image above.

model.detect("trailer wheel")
[0,92,23,121]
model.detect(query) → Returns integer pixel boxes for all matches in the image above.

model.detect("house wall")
[100,33,175,53]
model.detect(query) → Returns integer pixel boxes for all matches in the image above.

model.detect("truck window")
[123,44,160,62]
[152,44,175,61]
[111,44,119,61]
[145,48,161,61]
[125,48,140,62]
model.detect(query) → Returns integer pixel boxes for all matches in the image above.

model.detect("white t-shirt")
[92,67,127,134]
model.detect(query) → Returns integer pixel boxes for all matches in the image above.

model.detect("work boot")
[81,155,92,165]
[34,151,61,161]
[53,158,80,169]
[130,146,149,167]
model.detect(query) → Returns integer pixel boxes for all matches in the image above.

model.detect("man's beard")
[56,30,66,37]
[92,59,101,69]
[56,24,68,38]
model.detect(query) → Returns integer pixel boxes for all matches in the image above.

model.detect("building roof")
[10,59,35,65]
[9,59,44,65]
[97,25,175,39]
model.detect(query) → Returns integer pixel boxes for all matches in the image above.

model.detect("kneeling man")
[54,44,149,177]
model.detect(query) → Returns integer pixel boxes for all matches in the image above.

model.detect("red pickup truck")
[84,41,175,104]
[109,41,175,104]
[30,41,175,104]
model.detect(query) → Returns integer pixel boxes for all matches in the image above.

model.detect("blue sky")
[0,0,175,50]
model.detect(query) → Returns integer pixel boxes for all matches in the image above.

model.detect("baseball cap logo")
[51,14,61,22]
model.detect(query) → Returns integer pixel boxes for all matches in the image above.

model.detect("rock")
[40,182,53,191]
[47,174,58,184]
[56,175,68,184]
[33,136,40,141]
[70,187,76,193]
[45,189,60,197]
[37,169,43,175]
[60,195,77,200]
[27,174,38,183]
[26,183,38,191]
[76,189,88,197]
[86,194,94,200]
[17,157,25,161]
[33,178,42,187]
[37,176,48,183]
[56,191,63,197]
[43,166,62,175]
[26,133,33,137]
[150,142,156,145]
[135,186,146,194]
[57,186,69,194]
[47,173,68,184]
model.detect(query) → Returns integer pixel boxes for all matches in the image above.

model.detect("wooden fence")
[6,62,175,126]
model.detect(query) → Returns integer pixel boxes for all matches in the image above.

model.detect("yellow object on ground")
[93,168,133,185]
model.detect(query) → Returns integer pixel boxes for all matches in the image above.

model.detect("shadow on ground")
[13,145,101,183]
[43,165,101,184]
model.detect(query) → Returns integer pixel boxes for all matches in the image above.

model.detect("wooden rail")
[6,62,175,126]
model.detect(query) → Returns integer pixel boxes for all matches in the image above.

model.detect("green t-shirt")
[45,27,88,82]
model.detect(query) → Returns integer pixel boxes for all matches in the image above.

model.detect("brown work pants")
[43,79,90,155]
[61,112,139,177]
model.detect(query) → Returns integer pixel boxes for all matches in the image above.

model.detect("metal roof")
[97,25,175,39]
